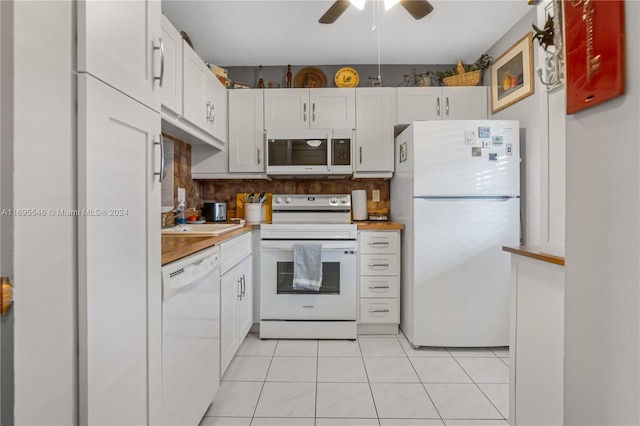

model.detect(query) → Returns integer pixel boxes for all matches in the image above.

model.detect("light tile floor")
[201,333,509,426]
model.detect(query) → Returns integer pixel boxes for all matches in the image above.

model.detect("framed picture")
[490,32,535,113]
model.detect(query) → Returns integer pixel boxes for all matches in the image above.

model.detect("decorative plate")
[294,66,327,88]
[335,67,359,88]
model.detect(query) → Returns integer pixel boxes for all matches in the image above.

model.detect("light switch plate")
[372,190,380,202]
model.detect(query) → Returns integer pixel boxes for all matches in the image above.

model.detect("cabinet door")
[78,0,161,112]
[442,87,488,120]
[355,88,395,172]
[229,90,264,172]
[238,256,253,338]
[78,74,161,426]
[183,41,211,136]
[206,72,228,143]
[264,89,309,129]
[310,88,355,129]
[396,87,442,123]
[160,14,182,116]
[220,269,240,376]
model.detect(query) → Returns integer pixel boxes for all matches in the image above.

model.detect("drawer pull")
[368,285,390,289]
[369,309,390,313]
[368,263,389,269]
[368,241,390,247]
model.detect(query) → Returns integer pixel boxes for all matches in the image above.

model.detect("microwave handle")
[327,137,332,171]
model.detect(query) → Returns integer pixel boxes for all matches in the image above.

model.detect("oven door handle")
[260,241,357,251]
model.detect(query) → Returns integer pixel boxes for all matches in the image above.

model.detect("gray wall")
[485,7,540,246]
[564,3,640,424]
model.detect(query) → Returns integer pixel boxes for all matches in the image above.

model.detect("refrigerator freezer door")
[411,196,520,347]
[410,120,520,197]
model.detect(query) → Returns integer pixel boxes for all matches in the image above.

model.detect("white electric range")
[259,194,357,339]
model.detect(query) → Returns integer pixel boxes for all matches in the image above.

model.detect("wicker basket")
[442,61,482,87]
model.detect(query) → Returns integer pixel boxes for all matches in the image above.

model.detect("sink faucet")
[162,207,178,228]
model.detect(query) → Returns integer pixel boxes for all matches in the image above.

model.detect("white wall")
[7,1,77,424]
[563,3,640,425]
[485,8,541,246]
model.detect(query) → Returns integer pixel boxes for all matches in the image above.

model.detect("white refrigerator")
[391,120,520,347]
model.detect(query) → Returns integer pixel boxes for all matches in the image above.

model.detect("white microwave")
[266,129,353,176]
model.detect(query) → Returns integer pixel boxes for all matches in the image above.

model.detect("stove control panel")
[272,194,351,209]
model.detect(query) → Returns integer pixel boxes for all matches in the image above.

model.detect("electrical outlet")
[372,189,380,202]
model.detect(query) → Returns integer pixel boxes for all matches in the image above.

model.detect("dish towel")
[292,243,323,291]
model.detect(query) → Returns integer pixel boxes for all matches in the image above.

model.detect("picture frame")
[490,32,535,113]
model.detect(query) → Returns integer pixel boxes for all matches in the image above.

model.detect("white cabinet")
[229,89,265,173]
[354,88,396,177]
[160,14,183,116]
[160,16,226,149]
[182,41,227,143]
[358,230,400,333]
[77,0,161,111]
[77,73,161,426]
[396,87,488,123]
[264,88,355,130]
[220,232,253,376]
[509,252,564,426]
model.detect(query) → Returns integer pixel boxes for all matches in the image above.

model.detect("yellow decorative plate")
[335,67,359,88]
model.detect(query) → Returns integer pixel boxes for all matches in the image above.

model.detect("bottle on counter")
[175,201,187,225]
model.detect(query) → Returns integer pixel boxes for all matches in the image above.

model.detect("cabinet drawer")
[220,232,252,274]
[360,232,399,254]
[360,299,399,324]
[359,254,398,276]
[360,276,399,298]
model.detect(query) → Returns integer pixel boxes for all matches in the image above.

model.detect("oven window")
[276,262,340,294]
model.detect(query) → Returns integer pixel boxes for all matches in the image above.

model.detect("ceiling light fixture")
[349,0,366,10]
[384,0,400,10]
[351,0,399,11]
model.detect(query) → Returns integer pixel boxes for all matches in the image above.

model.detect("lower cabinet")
[509,253,564,426]
[220,232,253,376]
[358,230,400,333]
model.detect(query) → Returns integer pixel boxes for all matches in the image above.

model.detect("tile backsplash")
[199,179,390,219]
[163,133,391,220]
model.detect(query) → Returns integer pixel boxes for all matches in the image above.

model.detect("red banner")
[564,0,625,114]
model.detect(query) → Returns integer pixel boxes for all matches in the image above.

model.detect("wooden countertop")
[355,221,405,230]
[502,245,565,266]
[162,221,404,265]
[162,225,253,265]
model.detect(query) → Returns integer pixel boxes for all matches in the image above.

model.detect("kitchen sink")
[161,223,244,236]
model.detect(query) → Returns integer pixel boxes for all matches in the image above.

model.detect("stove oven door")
[260,240,357,320]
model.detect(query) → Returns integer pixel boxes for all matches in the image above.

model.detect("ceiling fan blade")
[400,0,434,20]
[319,0,350,24]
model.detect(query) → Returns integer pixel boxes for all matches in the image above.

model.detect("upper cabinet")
[229,89,265,173]
[182,42,228,143]
[160,16,227,149]
[264,88,355,130]
[354,88,396,177]
[160,14,183,116]
[396,87,488,124]
[77,0,161,112]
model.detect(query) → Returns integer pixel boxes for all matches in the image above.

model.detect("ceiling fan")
[319,0,434,24]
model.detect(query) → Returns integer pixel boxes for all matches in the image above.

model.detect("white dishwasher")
[161,246,221,425]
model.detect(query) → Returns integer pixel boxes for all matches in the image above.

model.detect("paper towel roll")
[351,190,367,221]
